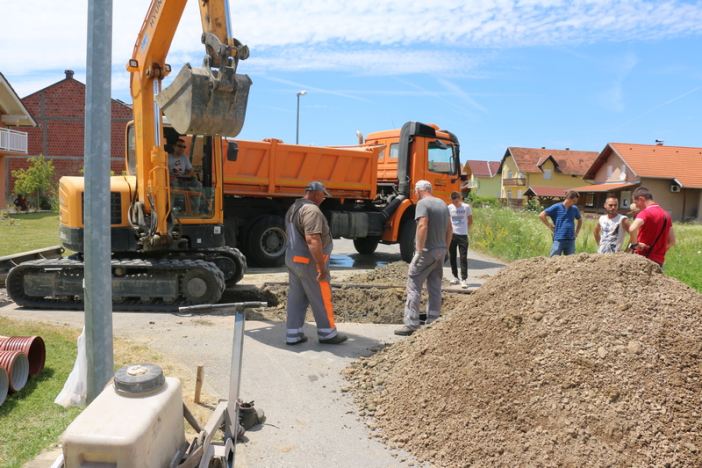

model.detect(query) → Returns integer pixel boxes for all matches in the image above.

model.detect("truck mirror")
[227,141,238,161]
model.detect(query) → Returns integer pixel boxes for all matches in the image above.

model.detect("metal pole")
[296,93,300,144]
[84,0,114,403]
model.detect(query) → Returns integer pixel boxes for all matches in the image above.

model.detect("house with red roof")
[569,143,702,221]
[0,72,36,209]
[497,147,598,207]
[4,70,132,208]
[463,160,501,198]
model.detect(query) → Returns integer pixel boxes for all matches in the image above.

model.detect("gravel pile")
[344,253,702,467]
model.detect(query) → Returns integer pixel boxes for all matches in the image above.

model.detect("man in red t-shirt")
[628,187,676,266]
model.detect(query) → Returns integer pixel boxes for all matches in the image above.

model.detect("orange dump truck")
[221,121,465,266]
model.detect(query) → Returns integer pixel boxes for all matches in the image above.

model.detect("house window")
[620,164,626,181]
[389,143,399,159]
[620,191,631,209]
[516,190,523,199]
[585,193,594,207]
[543,168,552,180]
[377,148,385,162]
[607,165,613,178]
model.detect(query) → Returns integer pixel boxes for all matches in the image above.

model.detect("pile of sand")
[344,253,702,466]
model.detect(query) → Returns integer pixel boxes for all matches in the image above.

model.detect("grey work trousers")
[403,248,446,329]
[285,257,337,343]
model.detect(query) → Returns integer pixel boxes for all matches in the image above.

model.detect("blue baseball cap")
[305,181,331,196]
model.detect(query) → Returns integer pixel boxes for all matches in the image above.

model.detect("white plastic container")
[62,376,185,467]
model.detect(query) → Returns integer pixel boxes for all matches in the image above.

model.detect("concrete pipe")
[0,351,29,392]
[0,367,8,406]
[0,336,45,376]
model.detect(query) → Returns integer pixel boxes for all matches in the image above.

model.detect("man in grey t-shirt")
[395,180,453,336]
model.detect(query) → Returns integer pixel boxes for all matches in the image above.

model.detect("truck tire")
[399,219,416,263]
[353,236,380,255]
[246,216,286,267]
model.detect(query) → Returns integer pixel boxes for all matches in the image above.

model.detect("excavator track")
[6,257,226,312]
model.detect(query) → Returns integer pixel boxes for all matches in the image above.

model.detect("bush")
[467,194,500,209]
[524,197,543,212]
[12,155,56,211]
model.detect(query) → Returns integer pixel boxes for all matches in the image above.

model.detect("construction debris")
[344,253,702,467]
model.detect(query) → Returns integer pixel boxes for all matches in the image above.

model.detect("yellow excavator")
[7,0,251,309]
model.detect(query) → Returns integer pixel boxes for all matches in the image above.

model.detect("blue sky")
[2,0,702,161]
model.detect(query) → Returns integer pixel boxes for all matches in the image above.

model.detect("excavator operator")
[168,137,205,213]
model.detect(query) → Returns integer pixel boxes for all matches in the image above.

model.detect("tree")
[12,155,56,210]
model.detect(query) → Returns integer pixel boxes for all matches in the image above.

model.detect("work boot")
[286,335,308,346]
[394,325,416,336]
[319,333,348,344]
[449,276,460,285]
[461,279,469,289]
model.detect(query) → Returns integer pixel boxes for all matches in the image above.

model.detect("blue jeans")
[549,239,575,256]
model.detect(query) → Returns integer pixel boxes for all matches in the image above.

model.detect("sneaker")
[449,277,460,285]
[461,280,469,289]
[286,335,308,346]
[319,333,348,345]
[394,325,417,336]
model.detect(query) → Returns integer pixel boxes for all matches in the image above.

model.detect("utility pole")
[296,90,307,144]
[84,0,114,403]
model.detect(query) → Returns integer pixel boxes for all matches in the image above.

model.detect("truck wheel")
[246,216,286,267]
[399,219,416,263]
[353,236,380,255]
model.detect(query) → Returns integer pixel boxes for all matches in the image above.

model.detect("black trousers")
[449,234,469,280]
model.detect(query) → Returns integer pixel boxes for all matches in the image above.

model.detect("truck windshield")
[427,140,456,175]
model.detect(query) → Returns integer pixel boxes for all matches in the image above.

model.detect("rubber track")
[6,257,225,312]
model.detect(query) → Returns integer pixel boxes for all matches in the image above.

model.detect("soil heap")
[344,253,702,467]
[249,261,433,324]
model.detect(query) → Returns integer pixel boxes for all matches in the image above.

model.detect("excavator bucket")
[157,63,252,137]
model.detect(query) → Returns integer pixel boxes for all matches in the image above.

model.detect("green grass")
[0,318,82,467]
[0,212,60,257]
[471,206,702,292]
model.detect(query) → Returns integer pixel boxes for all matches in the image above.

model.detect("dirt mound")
[346,261,409,285]
[249,284,415,324]
[344,253,702,467]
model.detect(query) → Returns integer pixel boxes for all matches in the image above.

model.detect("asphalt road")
[3,239,505,467]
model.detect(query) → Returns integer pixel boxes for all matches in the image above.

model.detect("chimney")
[65,69,74,80]
[655,139,664,146]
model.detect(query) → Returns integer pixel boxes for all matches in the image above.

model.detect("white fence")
[0,127,28,153]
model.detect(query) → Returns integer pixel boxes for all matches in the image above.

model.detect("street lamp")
[296,90,307,144]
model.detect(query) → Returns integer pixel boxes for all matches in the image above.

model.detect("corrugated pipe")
[0,350,29,392]
[0,367,8,406]
[0,336,45,376]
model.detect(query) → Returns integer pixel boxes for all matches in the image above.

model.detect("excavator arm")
[126,0,251,244]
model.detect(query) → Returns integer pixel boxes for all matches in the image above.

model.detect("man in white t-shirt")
[447,191,473,288]
[168,138,194,178]
[594,195,630,254]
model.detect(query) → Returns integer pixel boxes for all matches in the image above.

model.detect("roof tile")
[508,147,599,176]
[610,143,702,189]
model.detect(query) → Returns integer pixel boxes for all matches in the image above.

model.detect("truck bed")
[222,139,380,200]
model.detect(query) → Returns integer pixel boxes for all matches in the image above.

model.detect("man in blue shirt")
[538,190,582,256]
